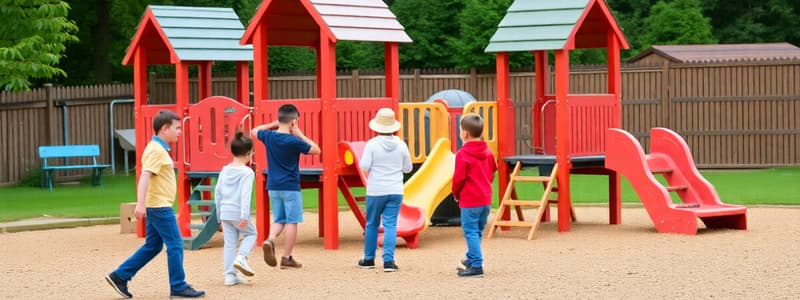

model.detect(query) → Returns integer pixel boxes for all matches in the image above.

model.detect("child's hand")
[291,126,304,137]
[134,203,146,220]
[238,219,247,229]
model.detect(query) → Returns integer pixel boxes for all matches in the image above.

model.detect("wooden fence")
[1,61,798,185]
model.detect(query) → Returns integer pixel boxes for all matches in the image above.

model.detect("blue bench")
[38,145,111,191]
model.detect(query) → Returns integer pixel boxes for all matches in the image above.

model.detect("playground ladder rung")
[194,185,215,191]
[492,221,535,227]
[191,211,212,217]
[355,196,366,202]
[188,200,215,206]
[651,168,673,174]
[190,224,205,230]
[502,200,543,207]
[666,185,688,192]
[514,176,551,183]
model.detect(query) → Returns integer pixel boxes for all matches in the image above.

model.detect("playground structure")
[123,0,746,250]
[485,0,746,238]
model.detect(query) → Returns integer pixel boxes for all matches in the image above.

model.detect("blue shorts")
[268,190,303,224]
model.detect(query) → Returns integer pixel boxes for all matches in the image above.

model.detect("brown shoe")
[262,239,276,267]
[280,256,302,269]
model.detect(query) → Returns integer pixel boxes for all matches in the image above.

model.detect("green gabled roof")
[486,0,589,52]
[149,5,252,61]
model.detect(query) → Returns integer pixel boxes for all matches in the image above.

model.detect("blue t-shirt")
[257,130,312,191]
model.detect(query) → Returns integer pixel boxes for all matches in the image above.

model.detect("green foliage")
[638,0,717,50]
[391,0,466,68]
[0,0,78,91]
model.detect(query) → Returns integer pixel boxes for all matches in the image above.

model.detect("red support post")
[320,35,339,249]
[198,61,212,101]
[533,51,548,152]
[236,62,250,105]
[554,50,572,232]
[495,52,513,226]
[133,46,148,238]
[175,61,192,237]
[607,32,622,224]
[385,42,400,112]
[252,26,269,244]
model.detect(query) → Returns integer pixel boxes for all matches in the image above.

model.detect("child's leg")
[149,208,189,292]
[460,207,483,268]
[380,195,402,263]
[114,208,164,281]
[238,219,258,258]
[363,195,388,260]
[268,223,284,240]
[221,220,240,275]
[267,190,287,240]
[282,191,304,257]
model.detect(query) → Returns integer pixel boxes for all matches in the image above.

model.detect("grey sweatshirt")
[359,135,413,196]
[214,165,255,221]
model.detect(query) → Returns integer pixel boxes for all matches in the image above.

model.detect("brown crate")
[120,202,137,234]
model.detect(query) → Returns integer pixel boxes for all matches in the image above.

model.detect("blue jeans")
[113,207,188,292]
[461,206,490,268]
[221,218,257,275]
[268,190,303,224]
[363,194,402,262]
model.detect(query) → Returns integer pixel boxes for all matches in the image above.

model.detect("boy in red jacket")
[452,113,497,277]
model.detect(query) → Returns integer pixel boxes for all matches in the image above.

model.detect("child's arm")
[291,126,321,155]
[452,155,467,201]
[401,143,413,173]
[250,120,280,138]
[214,179,222,223]
[135,171,152,220]
[358,142,374,173]
[239,172,255,228]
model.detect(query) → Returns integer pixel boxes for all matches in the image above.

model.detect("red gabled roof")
[122,8,177,65]
[240,0,336,46]
[568,0,629,50]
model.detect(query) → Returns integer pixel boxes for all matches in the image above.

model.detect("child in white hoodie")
[357,108,413,272]
[215,132,257,286]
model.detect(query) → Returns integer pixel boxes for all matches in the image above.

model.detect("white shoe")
[234,255,254,276]
[224,273,248,286]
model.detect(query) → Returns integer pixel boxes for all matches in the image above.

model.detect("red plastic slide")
[605,127,747,234]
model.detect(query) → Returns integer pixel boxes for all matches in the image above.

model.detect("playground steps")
[605,128,747,234]
[488,161,564,240]
[183,181,219,250]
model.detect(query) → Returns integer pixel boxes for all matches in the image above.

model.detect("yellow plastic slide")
[403,138,456,230]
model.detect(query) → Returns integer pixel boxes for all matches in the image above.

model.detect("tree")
[391,0,466,68]
[0,0,78,91]
[449,0,511,69]
[638,0,717,51]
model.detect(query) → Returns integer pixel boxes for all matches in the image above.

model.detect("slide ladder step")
[651,168,673,174]
[666,185,688,192]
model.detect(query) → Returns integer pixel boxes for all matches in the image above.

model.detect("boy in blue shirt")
[251,104,320,269]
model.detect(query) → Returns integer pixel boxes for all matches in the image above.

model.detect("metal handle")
[540,100,556,152]
[182,116,191,166]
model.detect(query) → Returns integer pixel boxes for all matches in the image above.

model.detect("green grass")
[1,168,798,222]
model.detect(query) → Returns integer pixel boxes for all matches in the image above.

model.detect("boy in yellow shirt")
[105,110,205,298]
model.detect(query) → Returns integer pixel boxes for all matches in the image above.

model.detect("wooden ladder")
[488,161,572,240]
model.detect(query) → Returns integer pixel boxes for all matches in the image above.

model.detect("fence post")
[413,69,421,101]
[44,83,58,146]
[351,70,359,98]
[469,68,478,97]
[660,61,671,128]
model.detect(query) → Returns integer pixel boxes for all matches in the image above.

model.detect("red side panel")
[186,96,252,172]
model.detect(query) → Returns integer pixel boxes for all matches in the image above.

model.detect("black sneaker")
[105,272,132,299]
[457,266,484,278]
[358,259,375,269]
[383,261,399,272]
[170,286,205,298]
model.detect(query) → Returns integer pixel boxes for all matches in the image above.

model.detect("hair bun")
[235,131,244,139]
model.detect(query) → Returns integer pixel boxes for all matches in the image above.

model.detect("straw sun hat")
[368,108,401,134]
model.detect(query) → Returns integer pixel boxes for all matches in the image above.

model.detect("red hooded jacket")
[452,140,497,208]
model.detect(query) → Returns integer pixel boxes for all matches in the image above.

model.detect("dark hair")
[460,113,484,138]
[152,110,180,133]
[231,131,253,157]
[278,104,299,124]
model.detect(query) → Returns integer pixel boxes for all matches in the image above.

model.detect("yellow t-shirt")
[141,140,176,208]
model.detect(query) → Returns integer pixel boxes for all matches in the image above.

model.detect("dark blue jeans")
[363,194,402,262]
[113,207,188,292]
[461,206,490,268]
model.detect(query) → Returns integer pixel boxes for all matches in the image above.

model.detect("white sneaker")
[233,255,254,276]
[224,273,248,286]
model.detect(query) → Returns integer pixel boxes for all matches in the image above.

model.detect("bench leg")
[48,171,54,192]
